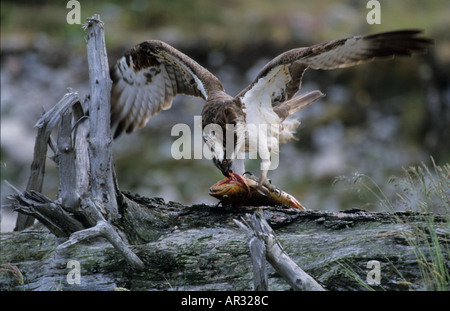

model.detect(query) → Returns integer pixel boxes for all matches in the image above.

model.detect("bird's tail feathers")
[274,90,325,122]
[276,90,325,144]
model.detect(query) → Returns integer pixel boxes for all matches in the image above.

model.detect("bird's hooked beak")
[216,159,233,177]
[220,162,233,177]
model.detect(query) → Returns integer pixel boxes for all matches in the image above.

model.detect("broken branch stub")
[84,14,117,220]
[235,212,326,291]
[7,15,145,270]
[14,91,81,231]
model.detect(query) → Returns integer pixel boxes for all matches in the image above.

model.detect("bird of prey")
[110,30,432,191]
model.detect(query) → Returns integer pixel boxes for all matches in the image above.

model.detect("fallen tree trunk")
[1,193,448,291]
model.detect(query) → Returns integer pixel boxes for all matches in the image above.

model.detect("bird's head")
[213,158,233,177]
[204,130,234,177]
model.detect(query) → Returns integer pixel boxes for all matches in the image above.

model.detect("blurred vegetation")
[339,160,449,290]
[1,1,449,229]
[2,0,450,48]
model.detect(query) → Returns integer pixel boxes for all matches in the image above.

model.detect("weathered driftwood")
[1,195,448,291]
[83,15,118,220]
[7,15,144,270]
[234,212,325,291]
[14,92,81,231]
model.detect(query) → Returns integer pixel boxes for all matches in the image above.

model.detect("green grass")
[303,157,448,290]
[0,263,25,290]
[392,159,450,290]
[339,157,449,290]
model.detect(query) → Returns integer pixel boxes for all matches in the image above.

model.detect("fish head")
[208,172,250,203]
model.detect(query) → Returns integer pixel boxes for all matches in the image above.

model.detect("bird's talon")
[274,187,282,197]
[244,171,259,182]
[261,179,277,193]
[256,186,270,197]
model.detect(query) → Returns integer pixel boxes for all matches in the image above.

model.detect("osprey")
[110,30,431,191]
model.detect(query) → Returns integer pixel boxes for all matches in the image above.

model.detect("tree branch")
[72,100,91,199]
[8,15,144,270]
[14,91,81,231]
[235,212,326,291]
[8,190,85,237]
[57,198,145,270]
[57,108,80,211]
[84,14,117,220]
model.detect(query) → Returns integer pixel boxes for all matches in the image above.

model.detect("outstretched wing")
[110,40,224,138]
[237,30,432,116]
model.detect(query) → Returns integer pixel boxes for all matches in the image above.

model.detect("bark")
[84,15,118,220]
[234,212,325,291]
[1,196,448,291]
[14,92,81,231]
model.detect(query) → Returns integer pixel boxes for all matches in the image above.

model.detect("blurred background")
[1,0,449,231]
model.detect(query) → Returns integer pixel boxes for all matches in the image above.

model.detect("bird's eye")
[222,160,228,165]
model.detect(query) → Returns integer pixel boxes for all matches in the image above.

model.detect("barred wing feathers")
[110,40,224,138]
[238,30,432,111]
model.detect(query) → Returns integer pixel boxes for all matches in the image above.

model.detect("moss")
[0,229,57,263]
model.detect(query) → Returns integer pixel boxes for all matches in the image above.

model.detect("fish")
[209,172,305,209]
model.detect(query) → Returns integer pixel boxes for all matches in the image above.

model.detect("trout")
[209,172,305,209]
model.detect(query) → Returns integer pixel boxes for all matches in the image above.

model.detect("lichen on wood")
[1,197,448,291]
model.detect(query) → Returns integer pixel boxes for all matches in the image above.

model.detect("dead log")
[1,196,448,291]
[13,92,81,231]
[6,15,144,270]
[234,212,325,291]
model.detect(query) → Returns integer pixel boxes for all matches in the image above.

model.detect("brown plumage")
[110,30,432,188]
